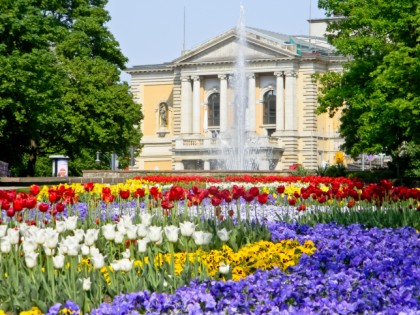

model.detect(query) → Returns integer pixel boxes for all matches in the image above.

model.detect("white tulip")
[110,260,121,271]
[219,262,230,274]
[122,249,131,259]
[22,239,38,254]
[217,228,231,242]
[192,231,212,246]
[61,236,81,256]
[25,252,39,268]
[7,228,19,245]
[65,216,78,231]
[91,253,105,269]
[73,229,85,243]
[23,226,38,240]
[116,220,127,234]
[140,213,153,227]
[114,231,125,244]
[0,237,11,253]
[102,224,116,241]
[84,229,99,246]
[120,214,133,226]
[90,246,100,256]
[137,238,149,253]
[43,246,55,256]
[147,226,162,243]
[164,225,179,243]
[119,258,133,272]
[52,255,65,269]
[34,228,46,245]
[55,221,67,234]
[18,222,29,236]
[179,221,196,237]
[125,224,138,240]
[82,277,91,291]
[137,224,148,238]
[0,225,8,238]
[44,229,59,249]
[81,244,90,256]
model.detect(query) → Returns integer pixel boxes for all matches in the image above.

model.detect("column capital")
[191,75,200,81]
[285,71,298,78]
[218,74,227,80]
[181,76,191,82]
[247,73,255,79]
[274,71,284,77]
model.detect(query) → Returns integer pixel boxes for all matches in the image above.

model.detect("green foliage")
[0,0,143,176]
[291,165,311,176]
[325,164,347,177]
[315,0,420,168]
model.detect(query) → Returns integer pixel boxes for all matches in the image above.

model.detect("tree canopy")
[315,0,420,172]
[0,0,143,176]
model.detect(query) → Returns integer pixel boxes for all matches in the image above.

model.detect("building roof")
[126,25,337,73]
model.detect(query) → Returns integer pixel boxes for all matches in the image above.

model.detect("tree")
[0,0,143,176]
[314,0,420,174]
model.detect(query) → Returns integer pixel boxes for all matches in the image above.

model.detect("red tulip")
[6,208,15,217]
[13,199,24,212]
[211,196,222,206]
[1,200,10,210]
[83,182,95,192]
[39,203,49,213]
[297,204,306,211]
[119,189,131,200]
[102,193,115,203]
[161,199,174,210]
[232,185,244,200]
[276,185,285,194]
[243,191,255,203]
[288,197,296,206]
[257,193,269,204]
[249,186,259,197]
[49,192,59,203]
[133,188,145,198]
[55,203,65,212]
[228,209,235,217]
[26,197,37,209]
[169,186,185,201]
[102,187,111,195]
[29,185,40,196]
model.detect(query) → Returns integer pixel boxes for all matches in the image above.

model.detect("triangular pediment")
[174,28,298,64]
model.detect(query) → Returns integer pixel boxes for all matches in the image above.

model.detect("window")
[208,93,220,127]
[263,90,276,125]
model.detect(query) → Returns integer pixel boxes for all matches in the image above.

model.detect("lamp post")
[95,151,118,171]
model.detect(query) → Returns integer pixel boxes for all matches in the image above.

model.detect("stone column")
[275,72,285,131]
[203,160,210,170]
[180,76,192,134]
[247,73,256,133]
[218,74,228,133]
[192,76,201,134]
[285,71,297,130]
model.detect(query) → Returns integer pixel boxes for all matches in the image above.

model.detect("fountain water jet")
[213,5,274,171]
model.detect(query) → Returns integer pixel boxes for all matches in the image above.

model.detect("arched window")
[263,90,276,125]
[207,93,220,127]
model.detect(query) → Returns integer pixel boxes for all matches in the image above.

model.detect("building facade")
[127,24,345,171]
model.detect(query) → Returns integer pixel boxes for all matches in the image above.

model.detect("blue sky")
[105,1,326,83]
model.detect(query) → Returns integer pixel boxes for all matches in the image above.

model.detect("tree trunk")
[27,139,37,176]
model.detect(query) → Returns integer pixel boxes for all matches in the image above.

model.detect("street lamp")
[95,151,118,170]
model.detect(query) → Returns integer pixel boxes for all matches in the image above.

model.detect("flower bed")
[0,175,419,314]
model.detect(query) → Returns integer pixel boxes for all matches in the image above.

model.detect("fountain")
[212,5,277,171]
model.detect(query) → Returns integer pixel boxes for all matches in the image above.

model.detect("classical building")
[126,21,345,171]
